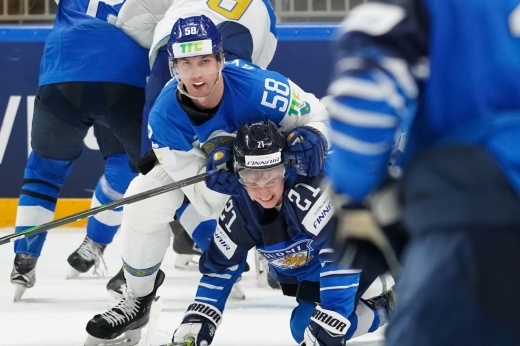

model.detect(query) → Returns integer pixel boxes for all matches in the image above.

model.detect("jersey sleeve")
[327,0,428,202]
[279,78,331,147]
[116,0,170,49]
[195,197,257,312]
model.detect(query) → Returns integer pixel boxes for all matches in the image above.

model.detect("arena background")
[0,24,338,227]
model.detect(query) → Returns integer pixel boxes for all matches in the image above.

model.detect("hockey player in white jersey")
[115,0,278,270]
[172,120,394,346]
[116,0,277,154]
[84,15,328,346]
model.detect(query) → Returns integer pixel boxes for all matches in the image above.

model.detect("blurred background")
[0,0,367,23]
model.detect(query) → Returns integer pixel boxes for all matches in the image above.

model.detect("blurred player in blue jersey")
[172,120,394,346]
[83,15,329,346]
[115,0,278,270]
[327,1,520,344]
[9,0,149,301]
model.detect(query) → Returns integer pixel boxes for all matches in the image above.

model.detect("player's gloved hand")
[301,306,348,346]
[205,146,242,196]
[172,302,222,346]
[283,126,327,177]
[333,181,407,277]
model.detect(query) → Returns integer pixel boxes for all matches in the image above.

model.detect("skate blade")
[230,283,246,301]
[84,329,141,346]
[174,255,199,271]
[13,285,27,302]
[66,267,81,279]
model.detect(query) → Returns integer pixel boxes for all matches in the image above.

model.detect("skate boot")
[84,269,165,346]
[11,253,38,302]
[106,267,126,306]
[170,220,202,271]
[67,236,107,279]
[362,287,396,326]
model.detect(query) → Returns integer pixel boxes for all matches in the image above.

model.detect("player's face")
[242,167,285,209]
[175,55,221,98]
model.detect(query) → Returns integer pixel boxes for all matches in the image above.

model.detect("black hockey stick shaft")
[0,172,211,246]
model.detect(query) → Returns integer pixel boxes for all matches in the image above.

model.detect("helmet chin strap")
[176,62,223,100]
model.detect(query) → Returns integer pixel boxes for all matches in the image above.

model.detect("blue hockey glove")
[301,306,348,346]
[205,146,242,196]
[284,126,327,177]
[172,302,222,346]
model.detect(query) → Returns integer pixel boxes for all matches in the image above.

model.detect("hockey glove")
[301,306,348,346]
[172,302,222,346]
[205,146,242,196]
[284,126,328,177]
[334,182,407,277]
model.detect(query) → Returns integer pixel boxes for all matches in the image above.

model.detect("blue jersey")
[148,59,329,218]
[195,173,360,321]
[39,0,149,88]
[327,0,520,202]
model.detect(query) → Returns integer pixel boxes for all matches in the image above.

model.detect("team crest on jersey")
[259,240,313,269]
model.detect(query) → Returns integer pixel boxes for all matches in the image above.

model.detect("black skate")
[67,236,107,279]
[11,253,38,302]
[106,267,126,307]
[170,220,202,271]
[84,269,165,346]
[362,288,396,325]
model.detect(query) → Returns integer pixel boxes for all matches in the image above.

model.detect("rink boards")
[0,24,338,227]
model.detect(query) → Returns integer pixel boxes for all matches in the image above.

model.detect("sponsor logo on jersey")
[258,240,313,269]
[288,88,311,116]
[214,225,237,259]
[171,39,213,58]
[245,152,281,167]
[302,191,335,236]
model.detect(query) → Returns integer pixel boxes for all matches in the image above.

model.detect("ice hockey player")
[83,15,329,346]
[114,0,278,270]
[327,0,520,344]
[10,0,148,301]
[171,120,394,346]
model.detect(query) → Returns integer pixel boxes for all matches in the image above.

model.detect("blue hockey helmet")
[167,15,223,60]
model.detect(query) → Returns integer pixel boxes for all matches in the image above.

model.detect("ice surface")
[0,228,386,346]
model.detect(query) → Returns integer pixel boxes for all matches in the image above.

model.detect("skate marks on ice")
[0,228,385,346]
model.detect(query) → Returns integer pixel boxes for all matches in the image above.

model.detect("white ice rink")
[0,227,386,346]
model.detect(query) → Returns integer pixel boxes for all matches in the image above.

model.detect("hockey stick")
[0,171,212,246]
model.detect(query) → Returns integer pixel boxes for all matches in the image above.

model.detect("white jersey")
[117,0,277,68]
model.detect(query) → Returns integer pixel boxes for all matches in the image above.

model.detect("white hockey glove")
[334,181,406,277]
[301,306,349,346]
[172,302,222,346]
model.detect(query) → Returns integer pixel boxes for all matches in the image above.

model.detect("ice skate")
[106,267,126,306]
[67,236,107,279]
[11,253,38,302]
[173,254,200,270]
[230,276,246,300]
[362,287,396,324]
[84,269,165,346]
[170,220,202,271]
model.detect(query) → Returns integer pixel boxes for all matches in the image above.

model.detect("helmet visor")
[236,164,286,188]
